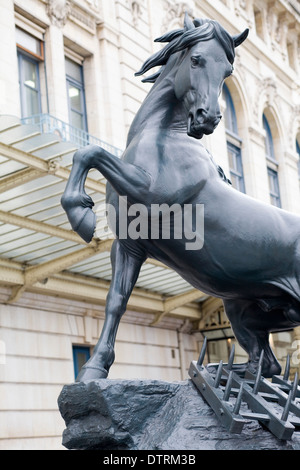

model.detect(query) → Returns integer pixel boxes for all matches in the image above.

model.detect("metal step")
[189,339,300,440]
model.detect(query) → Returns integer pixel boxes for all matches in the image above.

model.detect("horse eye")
[191,57,199,67]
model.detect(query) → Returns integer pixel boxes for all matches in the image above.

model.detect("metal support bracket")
[189,340,300,440]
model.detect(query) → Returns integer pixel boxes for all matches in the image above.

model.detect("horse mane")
[135,17,235,83]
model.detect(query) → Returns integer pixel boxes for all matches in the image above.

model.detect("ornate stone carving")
[162,0,195,31]
[84,0,99,11]
[128,0,145,27]
[253,76,278,121]
[234,0,247,17]
[46,0,71,27]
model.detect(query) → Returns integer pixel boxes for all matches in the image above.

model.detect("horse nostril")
[214,115,222,125]
[195,108,208,124]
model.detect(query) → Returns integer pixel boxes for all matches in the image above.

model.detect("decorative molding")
[46,0,71,27]
[69,3,96,33]
[233,0,249,20]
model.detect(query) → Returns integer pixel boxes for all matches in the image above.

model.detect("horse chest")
[127,134,213,204]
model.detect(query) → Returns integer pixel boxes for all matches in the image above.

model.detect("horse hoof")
[75,207,96,243]
[76,365,108,382]
[63,204,96,243]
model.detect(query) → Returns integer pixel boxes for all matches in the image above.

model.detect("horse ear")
[232,28,249,47]
[184,12,195,31]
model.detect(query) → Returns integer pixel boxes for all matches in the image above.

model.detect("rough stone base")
[58,379,300,450]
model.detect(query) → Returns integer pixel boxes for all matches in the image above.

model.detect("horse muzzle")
[187,112,222,139]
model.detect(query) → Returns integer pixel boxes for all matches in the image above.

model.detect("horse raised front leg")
[76,239,146,381]
[61,145,152,243]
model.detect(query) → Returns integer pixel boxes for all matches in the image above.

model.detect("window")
[16,27,43,119]
[73,345,90,378]
[66,57,87,131]
[263,114,275,161]
[268,168,281,207]
[227,142,245,193]
[263,114,281,207]
[18,53,41,118]
[223,84,245,193]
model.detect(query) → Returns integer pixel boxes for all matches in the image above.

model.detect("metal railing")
[21,113,123,158]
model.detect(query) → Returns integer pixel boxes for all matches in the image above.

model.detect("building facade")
[0,0,300,450]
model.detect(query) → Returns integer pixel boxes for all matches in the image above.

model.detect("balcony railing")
[21,113,123,158]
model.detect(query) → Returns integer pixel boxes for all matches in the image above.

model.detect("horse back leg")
[61,145,151,242]
[223,299,283,377]
[76,240,146,381]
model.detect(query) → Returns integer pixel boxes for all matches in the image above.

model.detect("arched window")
[263,114,281,207]
[223,84,245,193]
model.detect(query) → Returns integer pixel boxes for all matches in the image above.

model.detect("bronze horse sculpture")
[62,14,300,381]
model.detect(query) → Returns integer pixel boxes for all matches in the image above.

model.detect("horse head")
[135,13,249,140]
[174,14,249,139]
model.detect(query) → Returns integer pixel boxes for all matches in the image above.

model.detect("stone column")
[281,150,300,214]
[44,1,70,122]
[97,23,127,148]
[0,0,21,116]
[247,125,270,202]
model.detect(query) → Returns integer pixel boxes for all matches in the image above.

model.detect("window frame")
[17,49,42,118]
[227,141,246,193]
[223,84,246,193]
[16,26,44,119]
[66,58,88,132]
[267,167,281,208]
[262,114,281,207]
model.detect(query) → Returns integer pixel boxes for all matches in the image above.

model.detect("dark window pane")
[267,167,281,207]
[227,142,245,193]
[73,346,90,378]
[223,84,238,135]
[71,110,84,130]
[18,53,41,118]
[24,87,40,115]
[65,57,82,82]
[66,57,87,132]
[69,85,82,112]
[263,114,276,161]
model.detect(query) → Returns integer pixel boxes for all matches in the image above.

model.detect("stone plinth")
[58,379,300,450]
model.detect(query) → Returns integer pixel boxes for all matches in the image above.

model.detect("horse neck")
[127,54,186,145]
